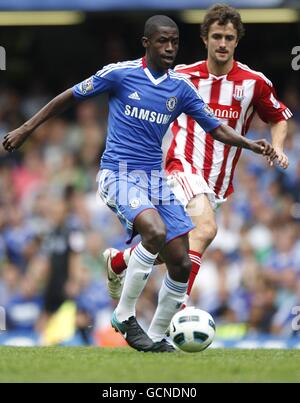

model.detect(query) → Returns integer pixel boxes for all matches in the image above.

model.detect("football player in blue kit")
[3,15,278,353]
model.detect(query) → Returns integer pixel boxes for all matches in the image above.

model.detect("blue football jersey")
[73,58,220,172]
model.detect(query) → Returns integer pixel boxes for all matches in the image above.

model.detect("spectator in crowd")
[41,196,85,318]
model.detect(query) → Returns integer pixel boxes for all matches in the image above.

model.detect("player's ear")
[201,36,208,48]
[142,36,150,49]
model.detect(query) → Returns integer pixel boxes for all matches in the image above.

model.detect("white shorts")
[167,171,226,212]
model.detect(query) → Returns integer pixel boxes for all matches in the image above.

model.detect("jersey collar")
[206,60,239,80]
[142,57,169,86]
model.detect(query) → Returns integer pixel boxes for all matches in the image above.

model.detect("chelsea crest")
[166,96,177,112]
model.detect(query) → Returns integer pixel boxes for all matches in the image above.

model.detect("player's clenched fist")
[2,126,32,152]
[249,139,278,161]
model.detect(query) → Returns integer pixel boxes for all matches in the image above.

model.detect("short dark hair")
[201,3,245,41]
[144,15,178,38]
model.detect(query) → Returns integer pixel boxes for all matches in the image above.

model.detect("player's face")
[143,26,179,71]
[204,21,238,65]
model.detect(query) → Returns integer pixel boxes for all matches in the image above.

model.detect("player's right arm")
[3,63,121,152]
[3,89,75,152]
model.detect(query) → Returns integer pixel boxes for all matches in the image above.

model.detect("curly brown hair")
[201,3,245,41]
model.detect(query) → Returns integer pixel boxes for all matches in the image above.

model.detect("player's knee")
[191,221,218,246]
[142,224,167,252]
[203,222,218,243]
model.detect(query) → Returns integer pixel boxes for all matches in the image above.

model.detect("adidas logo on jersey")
[128,91,141,100]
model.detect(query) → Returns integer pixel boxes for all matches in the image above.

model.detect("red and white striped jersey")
[165,60,292,199]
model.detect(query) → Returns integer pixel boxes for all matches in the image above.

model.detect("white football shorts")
[167,171,226,212]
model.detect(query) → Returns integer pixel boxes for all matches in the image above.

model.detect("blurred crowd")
[0,80,299,346]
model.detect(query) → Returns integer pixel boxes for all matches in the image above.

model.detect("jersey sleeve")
[254,78,293,123]
[72,63,123,99]
[181,80,221,132]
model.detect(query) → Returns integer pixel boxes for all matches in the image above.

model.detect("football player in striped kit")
[164,3,292,307]
[103,5,291,330]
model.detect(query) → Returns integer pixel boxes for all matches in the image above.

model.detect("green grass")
[0,347,299,383]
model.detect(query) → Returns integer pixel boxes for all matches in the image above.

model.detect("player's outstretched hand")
[249,139,278,162]
[2,127,32,152]
[268,147,289,169]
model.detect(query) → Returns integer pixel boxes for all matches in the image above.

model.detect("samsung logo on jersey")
[125,105,172,125]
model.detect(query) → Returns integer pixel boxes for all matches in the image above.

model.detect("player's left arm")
[180,82,277,160]
[210,123,278,159]
[254,78,292,169]
[269,120,289,168]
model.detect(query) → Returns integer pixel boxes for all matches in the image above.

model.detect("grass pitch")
[0,347,299,383]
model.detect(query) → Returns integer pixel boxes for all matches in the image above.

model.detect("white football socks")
[148,273,188,342]
[115,242,158,322]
